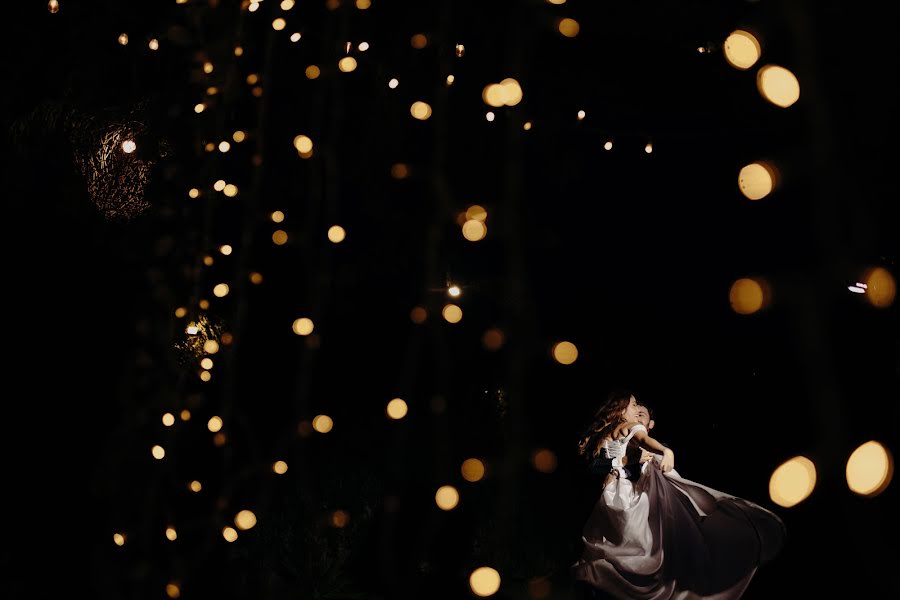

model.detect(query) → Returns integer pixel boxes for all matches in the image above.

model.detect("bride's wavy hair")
[576,388,634,460]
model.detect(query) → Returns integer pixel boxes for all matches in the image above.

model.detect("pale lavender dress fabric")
[572,435,786,599]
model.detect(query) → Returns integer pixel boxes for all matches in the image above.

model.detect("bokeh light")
[738,162,778,200]
[863,266,896,308]
[552,341,578,365]
[769,456,817,507]
[846,441,893,497]
[386,398,408,420]
[312,414,334,433]
[724,30,761,70]
[461,458,485,482]
[757,64,800,108]
[729,277,770,314]
[435,485,460,510]
[469,566,502,597]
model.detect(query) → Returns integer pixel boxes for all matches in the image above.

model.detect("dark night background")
[1,1,897,598]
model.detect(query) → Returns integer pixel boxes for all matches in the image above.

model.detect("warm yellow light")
[270,210,285,223]
[469,566,501,597]
[729,277,768,314]
[461,458,485,482]
[328,225,346,243]
[48,0,60,13]
[273,460,288,474]
[442,304,463,323]
[388,78,399,89]
[391,163,409,179]
[166,582,181,599]
[246,73,259,85]
[118,33,129,46]
[293,134,313,153]
[281,0,295,9]
[203,61,214,74]
[204,142,215,152]
[162,413,175,427]
[175,307,187,318]
[200,357,213,370]
[292,317,314,335]
[200,370,212,383]
[644,142,653,154]
[113,533,126,546]
[339,57,358,72]
[230,131,245,144]
[410,306,427,324]
[435,485,459,510]
[203,339,219,354]
[846,441,893,496]
[724,30,761,70]
[448,285,461,297]
[455,43,465,57]
[213,283,230,298]
[558,18,580,37]
[206,86,219,96]
[386,398,408,420]
[249,2,260,12]
[272,230,288,245]
[303,65,320,81]
[218,244,232,256]
[290,32,302,42]
[577,110,586,120]
[356,0,371,8]
[208,416,223,433]
[757,64,800,108]
[272,18,287,31]
[312,414,334,433]
[121,140,136,154]
[188,188,200,198]
[331,510,350,527]
[218,140,230,153]
[466,205,487,221]
[203,255,215,267]
[446,74,455,85]
[532,449,558,473]
[359,41,370,51]
[199,299,210,310]
[524,121,533,131]
[234,46,244,56]
[482,328,504,351]
[462,219,487,241]
[410,101,432,120]
[738,162,777,200]
[546,0,566,4]
[152,445,165,460]
[769,456,816,507]
[194,103,206,114]
[604,140,613,151]
[250,272,264,284]
[166,527,177,541]
[482,84,506,108]
[863,266,896,308]
[189,480,202,492]
[235,509,258,530]
[181,409,191,421]
[552,341,578,365]
[213,432,226,446]
[223,183,238,197]
[222,527,238,542]
[411,33,428,49]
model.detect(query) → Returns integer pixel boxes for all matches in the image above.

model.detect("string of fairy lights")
[45,0,896,597]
